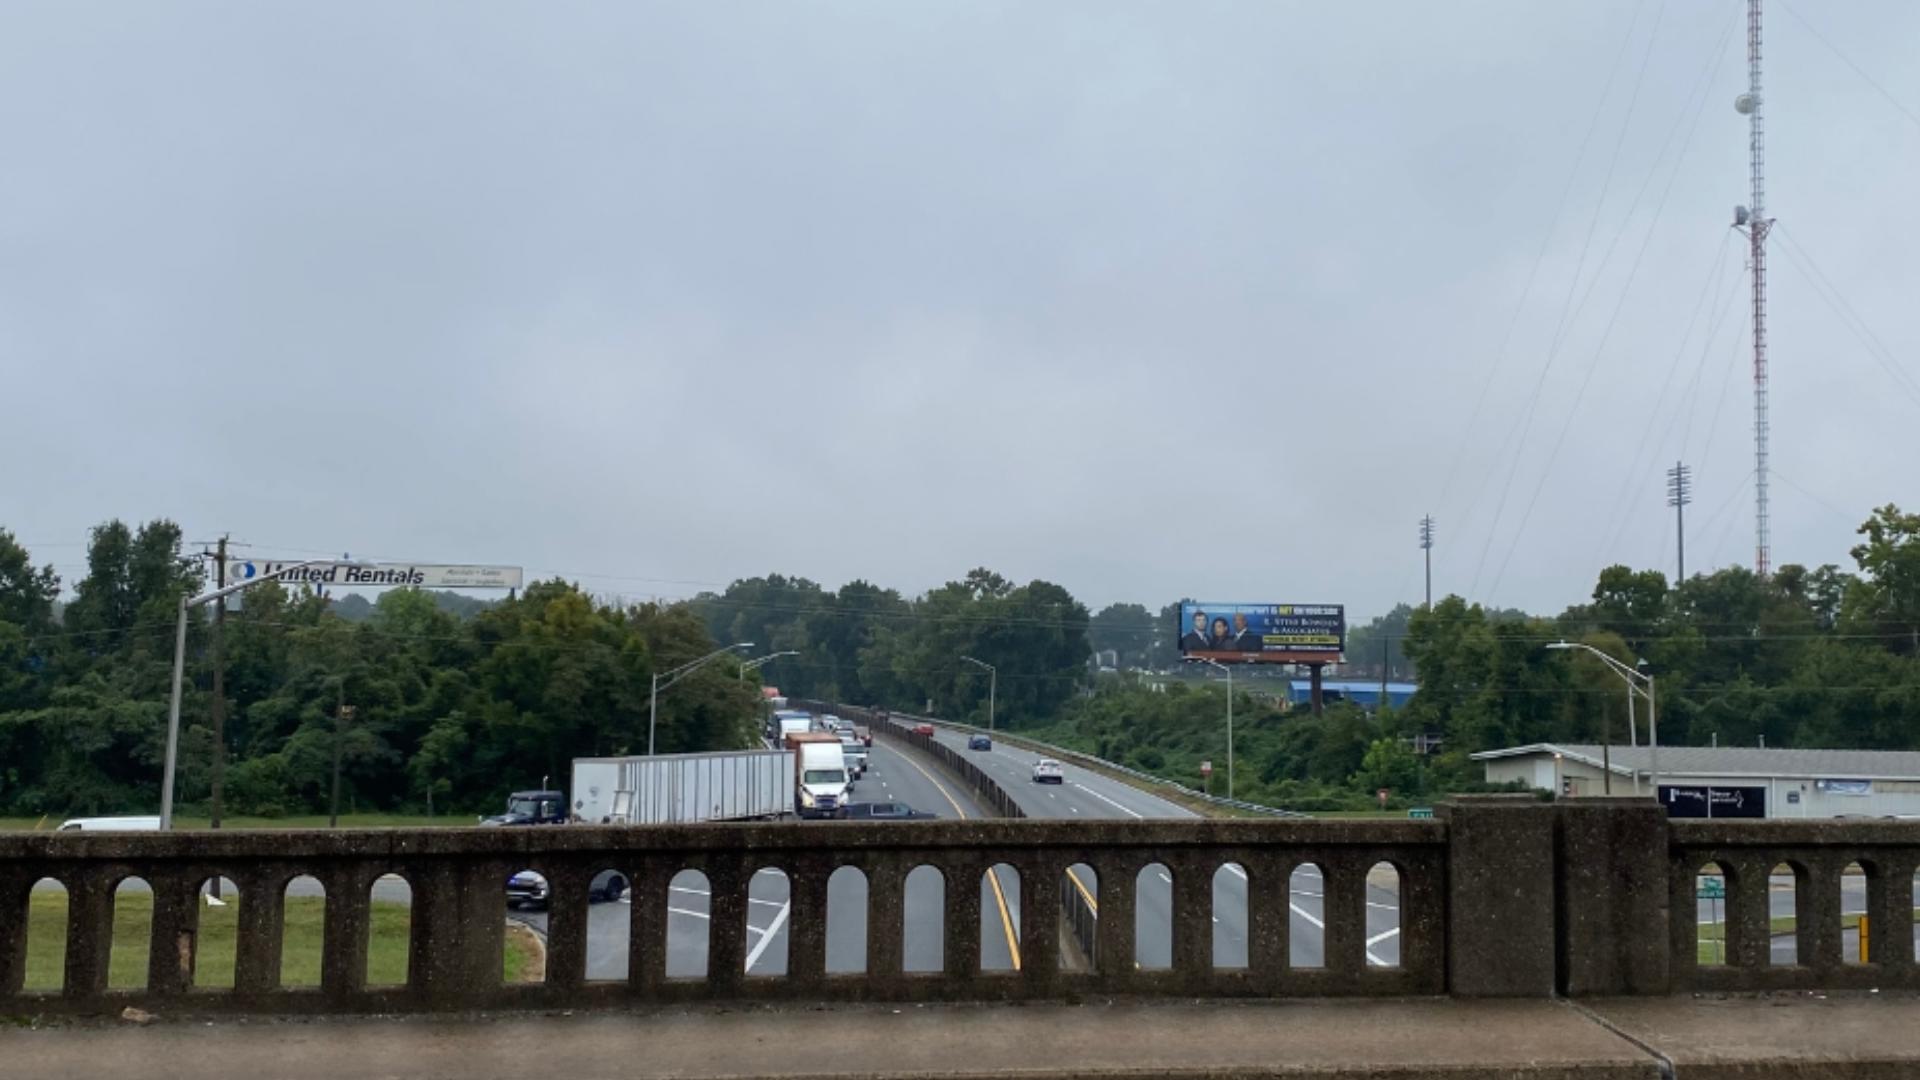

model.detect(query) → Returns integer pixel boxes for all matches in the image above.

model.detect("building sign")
[1176,601,1345,663]
[1659,784,1767,819]
[221,560,523,590]
[1814,779,1871,796]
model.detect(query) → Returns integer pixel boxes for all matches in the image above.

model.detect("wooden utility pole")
[209,535,228,830]
[330,690,353,828]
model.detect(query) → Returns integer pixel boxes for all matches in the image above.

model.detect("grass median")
[22,892,540,990]
[1696,909,1920,964]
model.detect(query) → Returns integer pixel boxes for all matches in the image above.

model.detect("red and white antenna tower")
[1734,0,1772,577]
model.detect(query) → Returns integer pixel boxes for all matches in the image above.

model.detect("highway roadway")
[918,723,1406,969]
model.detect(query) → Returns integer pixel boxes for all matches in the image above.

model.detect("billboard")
[1176,602,1345,663]
[220,560,523,590]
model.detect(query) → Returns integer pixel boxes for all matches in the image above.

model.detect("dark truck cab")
[481,789,567,827]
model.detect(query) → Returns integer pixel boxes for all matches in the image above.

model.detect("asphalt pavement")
[920,724,1405,969]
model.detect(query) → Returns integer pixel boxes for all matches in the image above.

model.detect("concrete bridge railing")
[2,798,1918,1015]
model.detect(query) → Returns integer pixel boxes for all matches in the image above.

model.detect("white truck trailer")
[571,749,795,824]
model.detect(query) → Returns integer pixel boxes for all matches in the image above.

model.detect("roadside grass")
[21,892,539,990]
[1695,908,1920,964]
[2,813,448,832]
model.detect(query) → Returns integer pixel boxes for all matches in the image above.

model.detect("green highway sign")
[1408,807,1434,820]
[1697,877,1726,900]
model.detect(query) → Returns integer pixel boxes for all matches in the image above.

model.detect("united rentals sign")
[220,560,523,590]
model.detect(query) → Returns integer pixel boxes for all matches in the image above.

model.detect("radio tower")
[1734,0,1772,577]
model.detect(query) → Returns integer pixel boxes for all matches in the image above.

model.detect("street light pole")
[1196,658,1235,799]
[161,560,325,830]
[649,642,754,756]
[960,656,996,731]
[1544,642,1661,794]
[738,650,799,682]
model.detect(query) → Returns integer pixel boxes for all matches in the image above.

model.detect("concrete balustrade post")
[145,869,200,996]
[1440,796,1555,997]
[1556,798,1669,996]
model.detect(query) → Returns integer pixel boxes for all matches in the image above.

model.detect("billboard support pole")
[1309,663,1326,715]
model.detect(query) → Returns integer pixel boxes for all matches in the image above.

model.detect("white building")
[1472,743,1920,820]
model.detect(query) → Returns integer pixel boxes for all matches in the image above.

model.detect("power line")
[1778,0,1920,134]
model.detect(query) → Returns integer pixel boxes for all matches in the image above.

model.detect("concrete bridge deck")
[5,993,1916,1079]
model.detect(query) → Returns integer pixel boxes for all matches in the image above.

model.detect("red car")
[914,723,935,736]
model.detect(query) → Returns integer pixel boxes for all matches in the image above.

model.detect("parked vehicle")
[572,750,794,825]
[786,732,850,818]
[480,790,568,826]
[968,734,992,751]
[839,802,937,821]
[57,816,161,832]
[1032,759,1064,784]
[505,868,627,910]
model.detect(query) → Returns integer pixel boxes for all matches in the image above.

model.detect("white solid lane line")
[1367,928,1401,946]
[745,900,792,969]
[1071,781,1144,819]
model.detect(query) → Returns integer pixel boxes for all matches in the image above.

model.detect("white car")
[1031,759,1064,784]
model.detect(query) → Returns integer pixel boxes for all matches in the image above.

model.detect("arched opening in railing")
[367,872,412,987]
[667,869,711,979]
[111,876,152,990]
[1289,862,1326,969]
[582,866,630,983]
[903,865,945,973]
[1770,862,1800,966]
[1061,864,1098,972]
[25,877,67,992]
[1841,861,1868,966]
[1696,861,1730,967]
[281,875,326,987]
[194,876,239,988]
[502,868,546,984]
[1135,863,1171,971]
[1366,862,1402,968]
[747,867,791,976]
[826,866,868,975]
[1213,863,1248,970]
[980,864,1021,973]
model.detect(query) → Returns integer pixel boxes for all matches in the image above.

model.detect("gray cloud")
[5,1,1918,618]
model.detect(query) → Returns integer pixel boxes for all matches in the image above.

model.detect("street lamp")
[161,560,327,829]
[738,650,799,682]
[1193,658,1236,799]
[960,656,996,732]
[650,642,753,756]
[1544,642,1659,794]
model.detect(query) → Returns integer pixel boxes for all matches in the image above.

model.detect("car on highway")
[967,734,992,751]
[505,868,629,910]
[57,815,162,832]
[913,723,935,736]
[1031,759,1064,784]
[839,732,869,777]
[839,802,937,821]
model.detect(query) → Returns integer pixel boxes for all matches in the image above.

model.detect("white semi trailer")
[571,749,795,824]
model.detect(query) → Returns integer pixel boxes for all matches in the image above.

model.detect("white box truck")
[571,749,795,824]
[786,732,850,818]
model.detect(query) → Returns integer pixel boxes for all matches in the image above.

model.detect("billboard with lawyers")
[1176,601,1345,663]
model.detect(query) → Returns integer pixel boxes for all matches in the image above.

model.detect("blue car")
[968,734,992,751]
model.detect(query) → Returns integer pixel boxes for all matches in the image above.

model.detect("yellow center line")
[1066,867,1098,913]
[885,743,1023,971]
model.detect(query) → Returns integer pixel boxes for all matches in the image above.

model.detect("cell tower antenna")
[1733,0,1772,576]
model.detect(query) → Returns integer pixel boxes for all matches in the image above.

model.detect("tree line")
[0,521,760,818]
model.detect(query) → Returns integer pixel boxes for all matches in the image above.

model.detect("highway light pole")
[960,656,996,732]
[161,559,325,830]
[649,642,753,756]
[1195,658,1235,799]
[738,650,799,682]
[1544,642,1660,794]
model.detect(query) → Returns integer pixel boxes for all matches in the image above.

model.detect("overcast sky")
[5,1,1918,620]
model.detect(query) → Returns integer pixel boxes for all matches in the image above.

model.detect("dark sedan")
[839,802,937,821]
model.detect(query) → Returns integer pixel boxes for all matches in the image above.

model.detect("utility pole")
[1418,515,1435,608]
[1667,462,1692,581]
[330,690,353,828]
[208,535,228,831]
